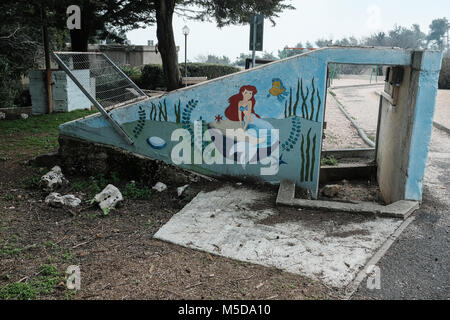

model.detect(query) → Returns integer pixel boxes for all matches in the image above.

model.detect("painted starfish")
[215,114,223,123]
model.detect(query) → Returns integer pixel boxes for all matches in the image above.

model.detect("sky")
[126,0,450,63]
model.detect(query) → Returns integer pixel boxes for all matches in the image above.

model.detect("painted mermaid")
[224,85,260,131]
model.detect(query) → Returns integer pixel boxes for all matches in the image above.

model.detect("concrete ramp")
[57,47,442,201]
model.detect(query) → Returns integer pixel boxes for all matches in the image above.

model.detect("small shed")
[29,69,94,115]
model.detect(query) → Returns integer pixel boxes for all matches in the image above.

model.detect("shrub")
[120,65,142,85]
[139,63,240,90]
[139,64,166,90]
[182,63,240,79]
[439,56,450,89]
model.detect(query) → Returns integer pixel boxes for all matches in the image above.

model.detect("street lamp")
[182,25,190,79]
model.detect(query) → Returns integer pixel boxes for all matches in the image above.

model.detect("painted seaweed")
[300,134,305,182]
[285,77,322,123]
[281,117,301,152]
[174,99,181,123]
[132,106,146,138]
[299,128,317,182]
[310,134,316,181]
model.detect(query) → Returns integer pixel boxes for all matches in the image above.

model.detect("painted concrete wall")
[377,67,413,204]
[59,47,442,201]
[30,70,92,115]
[377,51,443,203]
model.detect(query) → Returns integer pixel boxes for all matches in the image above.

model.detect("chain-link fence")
[52,52,147,109]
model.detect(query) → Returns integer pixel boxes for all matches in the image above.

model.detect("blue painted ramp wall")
[59,47,441,200]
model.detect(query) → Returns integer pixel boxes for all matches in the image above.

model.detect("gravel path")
[322,92,369,150]
[352,123,450,300]
[330,87,381,140]
[434,90,450,129]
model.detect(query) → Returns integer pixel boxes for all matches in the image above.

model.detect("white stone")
[0,112,5,120]
[94,184,123,211]
[40,166,67,191]
[20,113,29,120]
[177,184,189,197]
[45,193,81,208]
[152,182,167,192]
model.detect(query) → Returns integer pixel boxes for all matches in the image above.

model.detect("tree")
[158,0,294,90]
[315,38,333,48]
[9,1,292,91]
[233,51,277,66]
[0,0,68,108]
[278,42,304,59]
[427,18,449,50]
[196,54,231,65]
[364,24,426,49]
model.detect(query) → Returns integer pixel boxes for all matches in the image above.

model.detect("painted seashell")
[147,136,167,150]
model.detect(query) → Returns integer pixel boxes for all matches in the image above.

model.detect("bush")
[183,63,240,79]
[139,64,166,90]
[139,63,240,90]
[439,56,450,89]
[120,65,142,85]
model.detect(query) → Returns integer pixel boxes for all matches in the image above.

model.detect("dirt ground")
[0,155,339,300]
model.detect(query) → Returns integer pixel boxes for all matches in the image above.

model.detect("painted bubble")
[147,136,167,150]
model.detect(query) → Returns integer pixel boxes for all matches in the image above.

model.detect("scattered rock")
[321,184,342,198]
[177,184,189,197]
[45,193,81,208]
[20,113,29,120]
[40,166,67,191]
[94,184,123,213]
[152,182,167,192]
[0,112,5,120]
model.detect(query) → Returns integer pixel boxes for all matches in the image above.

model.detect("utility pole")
[41,6,53,114]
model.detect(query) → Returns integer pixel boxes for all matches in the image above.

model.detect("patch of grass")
[61,251,73,262]
[321,155,339,166]
[0,110,98,136]
[0,109,98,160]
[73,172,121,199]
[0,264,64,300]
[85,211,100,219]
[0,243,22,257]
[0,235,22,257]
[0,282,37,300]
[73,176,101,199]
[20,174,41,189]
[123,182,152,200]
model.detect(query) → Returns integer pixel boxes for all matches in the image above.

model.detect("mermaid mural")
[208,85,279,166]
[224,85,261,131]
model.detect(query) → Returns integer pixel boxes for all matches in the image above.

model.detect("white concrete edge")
[327,90,376,148]
[433,121,450,135]
[330,83,385,90]
[343,215,416,300]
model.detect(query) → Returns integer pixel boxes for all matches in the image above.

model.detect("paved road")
[353,128,450,299]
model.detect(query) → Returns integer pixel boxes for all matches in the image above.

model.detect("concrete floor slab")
[154,186,404,289]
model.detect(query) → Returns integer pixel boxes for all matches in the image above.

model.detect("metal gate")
[51,51,149,145]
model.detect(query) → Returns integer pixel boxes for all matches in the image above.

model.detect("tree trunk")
[155,0,182,91]
[69,0,91,52]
